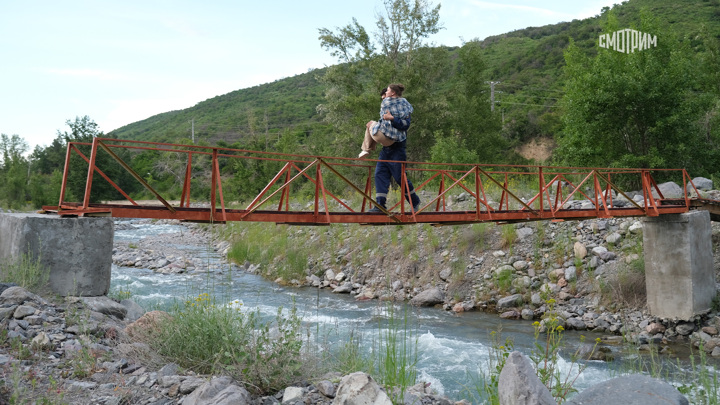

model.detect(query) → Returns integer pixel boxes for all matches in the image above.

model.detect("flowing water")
[110,220,711,402]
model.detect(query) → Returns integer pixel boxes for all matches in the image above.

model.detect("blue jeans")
[375,140,420,208]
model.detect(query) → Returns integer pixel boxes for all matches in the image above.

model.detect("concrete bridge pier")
[642,210,716,320]
[0,213,113,296]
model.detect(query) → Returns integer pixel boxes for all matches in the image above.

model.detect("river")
[109,220,709,402]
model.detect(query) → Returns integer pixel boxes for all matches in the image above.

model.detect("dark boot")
[369,196,387,213]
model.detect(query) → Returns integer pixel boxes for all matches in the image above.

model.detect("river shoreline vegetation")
[1,239,717,404]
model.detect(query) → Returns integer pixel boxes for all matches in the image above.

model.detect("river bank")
[212,193,720,362]
[1,195,718,403]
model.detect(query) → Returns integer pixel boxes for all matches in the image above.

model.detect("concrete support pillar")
[642,210,715,320]
[0,213,113,296]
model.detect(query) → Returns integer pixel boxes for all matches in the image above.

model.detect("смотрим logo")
[599,29,657,53]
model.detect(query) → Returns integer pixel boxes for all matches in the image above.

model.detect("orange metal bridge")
[42,138,720,225]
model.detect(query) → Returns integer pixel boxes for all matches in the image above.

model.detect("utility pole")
[486,81,501,112]
[191,119,195,144]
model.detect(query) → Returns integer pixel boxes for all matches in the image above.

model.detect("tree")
[444,41,507,163]
[556,12,719,179]
[50,116,140,202]
[317,0,448,163]
[0,134,30,208]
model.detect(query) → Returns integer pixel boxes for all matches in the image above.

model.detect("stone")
[31,331,52,350]
[676,322,696,335]
[496,294,524,309]
[577,344,614,361]
[409,288,444,307]
[521,309,534,320]
[307,274,321,286]
[125,310,172,339]
[646,322,666,335]
[335,272,346,282]
[687,177,713,191]
[566,317,587,330]
[495,265,515,277]
[316,380,336,398]
[499,310,521,319]
[120,299,145,322]
[158,363,180,378]
[13,305,36,319]
[712,346,720,358]
[332,283,353,294]
[159,375,182,388]
[183,376,251,405]
[282,387,304,404]
[628,221,643,234]
[702,326,718,335]
[512,261,528,271]
[516,227,534,240]
[0,306,16,321]
[573,242,587,259]
[0,286,46,305]
[605,232,622,244]
[332,372,392,405]
[567,375,687,405]
[565,266,577,282]
[498,351,556,405]
[438,268,452,281]
[452,303,465,313]
[392,280,404,291]
[80,296,128,319]
[324,269,336,281]
[653,181,683,199]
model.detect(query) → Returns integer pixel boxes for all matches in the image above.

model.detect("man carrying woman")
[358,83,421,213]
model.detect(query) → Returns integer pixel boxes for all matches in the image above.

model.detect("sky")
[0,0,617,151]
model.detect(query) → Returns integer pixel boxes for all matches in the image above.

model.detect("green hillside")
[3,0,719,209]
[109,71,329,145]
[108,0,720,152]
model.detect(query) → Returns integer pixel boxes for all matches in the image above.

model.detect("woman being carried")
[358,84,421,213]
[358,84,413,158]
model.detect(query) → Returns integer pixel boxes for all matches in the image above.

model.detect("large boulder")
[566,375,687,405]
[0,286,47,305]
[80,296,128,320]
[332,372,392,405]
[125,310,172,340]
[409,288,444,307]
[498,351,556,405]
[653,181,683,199]
[497,294,524,310]
[687,177,713,192]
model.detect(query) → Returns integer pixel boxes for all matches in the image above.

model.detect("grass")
[226,223,308,282]
[500,224,517,250]
[620,343,719,405]
[0,251,50,292]
[599,255,646,309]
[373,304,419,403]
[149,292,307,395]
[495,266,514,293]
[464,301,602,404]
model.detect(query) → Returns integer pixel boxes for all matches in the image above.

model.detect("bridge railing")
[47,137,700,224]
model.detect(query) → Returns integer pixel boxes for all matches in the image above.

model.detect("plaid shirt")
[371,97,413,142]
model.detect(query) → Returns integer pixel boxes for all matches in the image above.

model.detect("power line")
[496,83,565,94]
[496,101,558,107]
